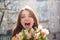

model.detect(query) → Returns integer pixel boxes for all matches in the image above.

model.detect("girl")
[11,6,39,40]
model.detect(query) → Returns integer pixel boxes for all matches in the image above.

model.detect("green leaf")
[34,27,38,30]
[45,37,48,40]
[22,29,27,40]
[38,34,45,40]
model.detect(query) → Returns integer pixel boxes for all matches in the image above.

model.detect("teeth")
[25,23,30,25]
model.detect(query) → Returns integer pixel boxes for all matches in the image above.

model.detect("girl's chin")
[24,26,30,29]
[24,25,32,30]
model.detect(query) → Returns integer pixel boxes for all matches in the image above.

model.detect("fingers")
[26,33,32,39]
[15,34,19,40]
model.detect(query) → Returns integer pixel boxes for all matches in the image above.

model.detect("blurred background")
[0,0,60,40]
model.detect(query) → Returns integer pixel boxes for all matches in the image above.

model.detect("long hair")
[12,7,39,37]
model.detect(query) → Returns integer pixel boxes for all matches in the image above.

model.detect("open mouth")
[25,23,30,26]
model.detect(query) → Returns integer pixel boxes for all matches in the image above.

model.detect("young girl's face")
[20,10,34,30]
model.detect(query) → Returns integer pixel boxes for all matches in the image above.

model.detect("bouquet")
[17,25,49,40]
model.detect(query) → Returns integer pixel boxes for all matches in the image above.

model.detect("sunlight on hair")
[19,5,34,13]
[21,6,33,10]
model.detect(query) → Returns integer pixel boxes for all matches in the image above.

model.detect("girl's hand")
[15,34,19,40]
[15,32,23,40]
[26,33,32,39]
[34,34,38,40]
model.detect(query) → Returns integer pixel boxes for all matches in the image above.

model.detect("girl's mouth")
[24,23,31,28]
[25,23,30,26]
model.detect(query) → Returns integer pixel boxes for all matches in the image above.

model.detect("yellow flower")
[24,30,28,34]
[18,32,23,40]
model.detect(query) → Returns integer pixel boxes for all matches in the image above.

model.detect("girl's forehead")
[21,10,31,15]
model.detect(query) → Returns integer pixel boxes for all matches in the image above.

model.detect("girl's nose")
[25,17,30,21]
